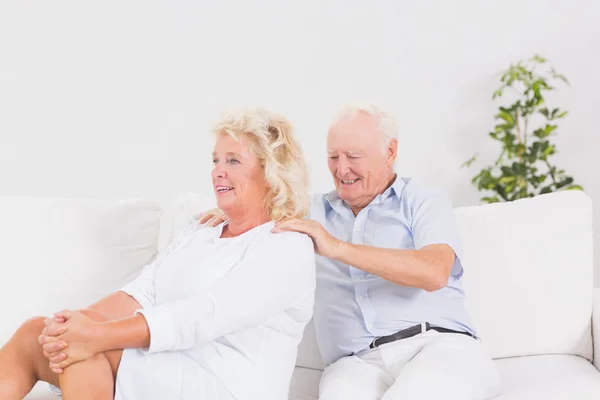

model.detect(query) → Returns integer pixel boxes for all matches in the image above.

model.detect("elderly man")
[205,103,502,399]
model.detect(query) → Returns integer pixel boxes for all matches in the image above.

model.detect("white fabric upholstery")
[288,355,600,400]
[289,367,320,400]
[295,319,326,371]
[456,190,594,360]
[0,196,162,347]
[14,191,600,399]
[24,383,57,400]
[494,355,600,399]
[594,288,600,372]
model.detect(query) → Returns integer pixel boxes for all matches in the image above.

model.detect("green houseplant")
[463,55,583,203]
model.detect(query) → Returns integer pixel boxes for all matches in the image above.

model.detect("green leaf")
[461,155,478,169]
[497,109,514,124]
[545,124,557,135]
[531,54,547,63]
[556,111,568,118]
[542,144,555,157]
[539,108,549,118]
[495,123,514,133]
[482,196,500,203]
[533,128,547,139]
[566,185,583,191]
[501,166,515,176]
[555,177,574,189]
[499,176,517,183]
[512,162,527,176]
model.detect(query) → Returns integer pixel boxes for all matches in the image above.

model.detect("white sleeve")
[137,231,316,354]
[119,257,161,309]
[120,221,202,309]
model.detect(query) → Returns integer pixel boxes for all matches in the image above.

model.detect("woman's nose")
[211,164,227,179]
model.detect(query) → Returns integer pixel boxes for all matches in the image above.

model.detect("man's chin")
[337,187,361,202]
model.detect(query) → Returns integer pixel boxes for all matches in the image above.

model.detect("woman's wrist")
[97,314,151,352]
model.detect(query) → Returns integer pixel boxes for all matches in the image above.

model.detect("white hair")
[331,102,398,149]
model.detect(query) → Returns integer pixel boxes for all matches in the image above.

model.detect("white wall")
[1,1,599,285]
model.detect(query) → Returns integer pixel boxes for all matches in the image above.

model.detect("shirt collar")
[324,174,406,216]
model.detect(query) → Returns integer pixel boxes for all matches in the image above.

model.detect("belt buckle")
[371,336,383,349]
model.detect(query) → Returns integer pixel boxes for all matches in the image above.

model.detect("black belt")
[369,322,475,349]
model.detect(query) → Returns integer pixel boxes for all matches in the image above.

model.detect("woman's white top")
[117,220,316,400]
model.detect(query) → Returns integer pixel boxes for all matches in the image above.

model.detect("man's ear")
[387,138,398,168]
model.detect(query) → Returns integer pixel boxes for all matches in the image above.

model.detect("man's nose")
[337,157,351,175]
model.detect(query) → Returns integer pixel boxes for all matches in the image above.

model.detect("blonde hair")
[211,107,310,220]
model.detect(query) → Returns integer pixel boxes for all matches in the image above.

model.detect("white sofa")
[1,190,597,399]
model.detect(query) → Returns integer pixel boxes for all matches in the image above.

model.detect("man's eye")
[212,159,218,164]
[329,156,339,159]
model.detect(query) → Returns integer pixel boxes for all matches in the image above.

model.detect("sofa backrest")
[4,190,588,369]
[456,190,594,361]
[294,190,595,370]
[0,196,163,347]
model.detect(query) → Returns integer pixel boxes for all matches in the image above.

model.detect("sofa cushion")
[0,196,162,348]
[594,288,600,371]
[289,367,321,400]
[494,355,600,399]
[287,355,600,400]
[25,383,58,399]
[455,191,594,361]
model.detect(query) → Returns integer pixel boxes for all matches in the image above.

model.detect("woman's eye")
[212,159,218,164]
[229,158,240,164]
[329,156,339,160]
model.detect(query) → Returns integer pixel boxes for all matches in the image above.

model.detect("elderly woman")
[0,108,316,400]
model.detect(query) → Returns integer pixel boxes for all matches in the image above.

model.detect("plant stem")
[516,107,523,145]
[523,116,528,149]
[544,160,557,186]
[515,108,525,164]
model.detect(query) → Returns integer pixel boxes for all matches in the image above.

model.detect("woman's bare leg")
[58,348,122,400]
[0,292,141,399]
[0,317,60,399]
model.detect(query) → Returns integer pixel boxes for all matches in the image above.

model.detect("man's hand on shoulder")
[272,218,341,259]
[197,208,228,227]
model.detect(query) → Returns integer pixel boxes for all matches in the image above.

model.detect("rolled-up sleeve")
[410,187,464,278]
[137,231,316,354]
[121,222,200,310]
[119,257,161,310]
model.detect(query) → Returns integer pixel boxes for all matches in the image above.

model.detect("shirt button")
[359,296,364,300]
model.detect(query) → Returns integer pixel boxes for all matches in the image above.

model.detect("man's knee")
[383,372,470,400]
[320,384,381,400]
[319,360,389,400]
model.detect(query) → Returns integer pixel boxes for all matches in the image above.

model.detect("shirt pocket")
[369,211,415,250]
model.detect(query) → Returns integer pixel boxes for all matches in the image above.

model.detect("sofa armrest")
[594,288,600,372]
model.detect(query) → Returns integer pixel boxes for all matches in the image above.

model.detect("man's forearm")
[97,314,151,352]
[333,241,453,291]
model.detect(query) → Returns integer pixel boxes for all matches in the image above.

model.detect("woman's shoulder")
[253,222,314,254]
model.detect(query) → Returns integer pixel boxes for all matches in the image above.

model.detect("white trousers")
[319,330,502,400]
